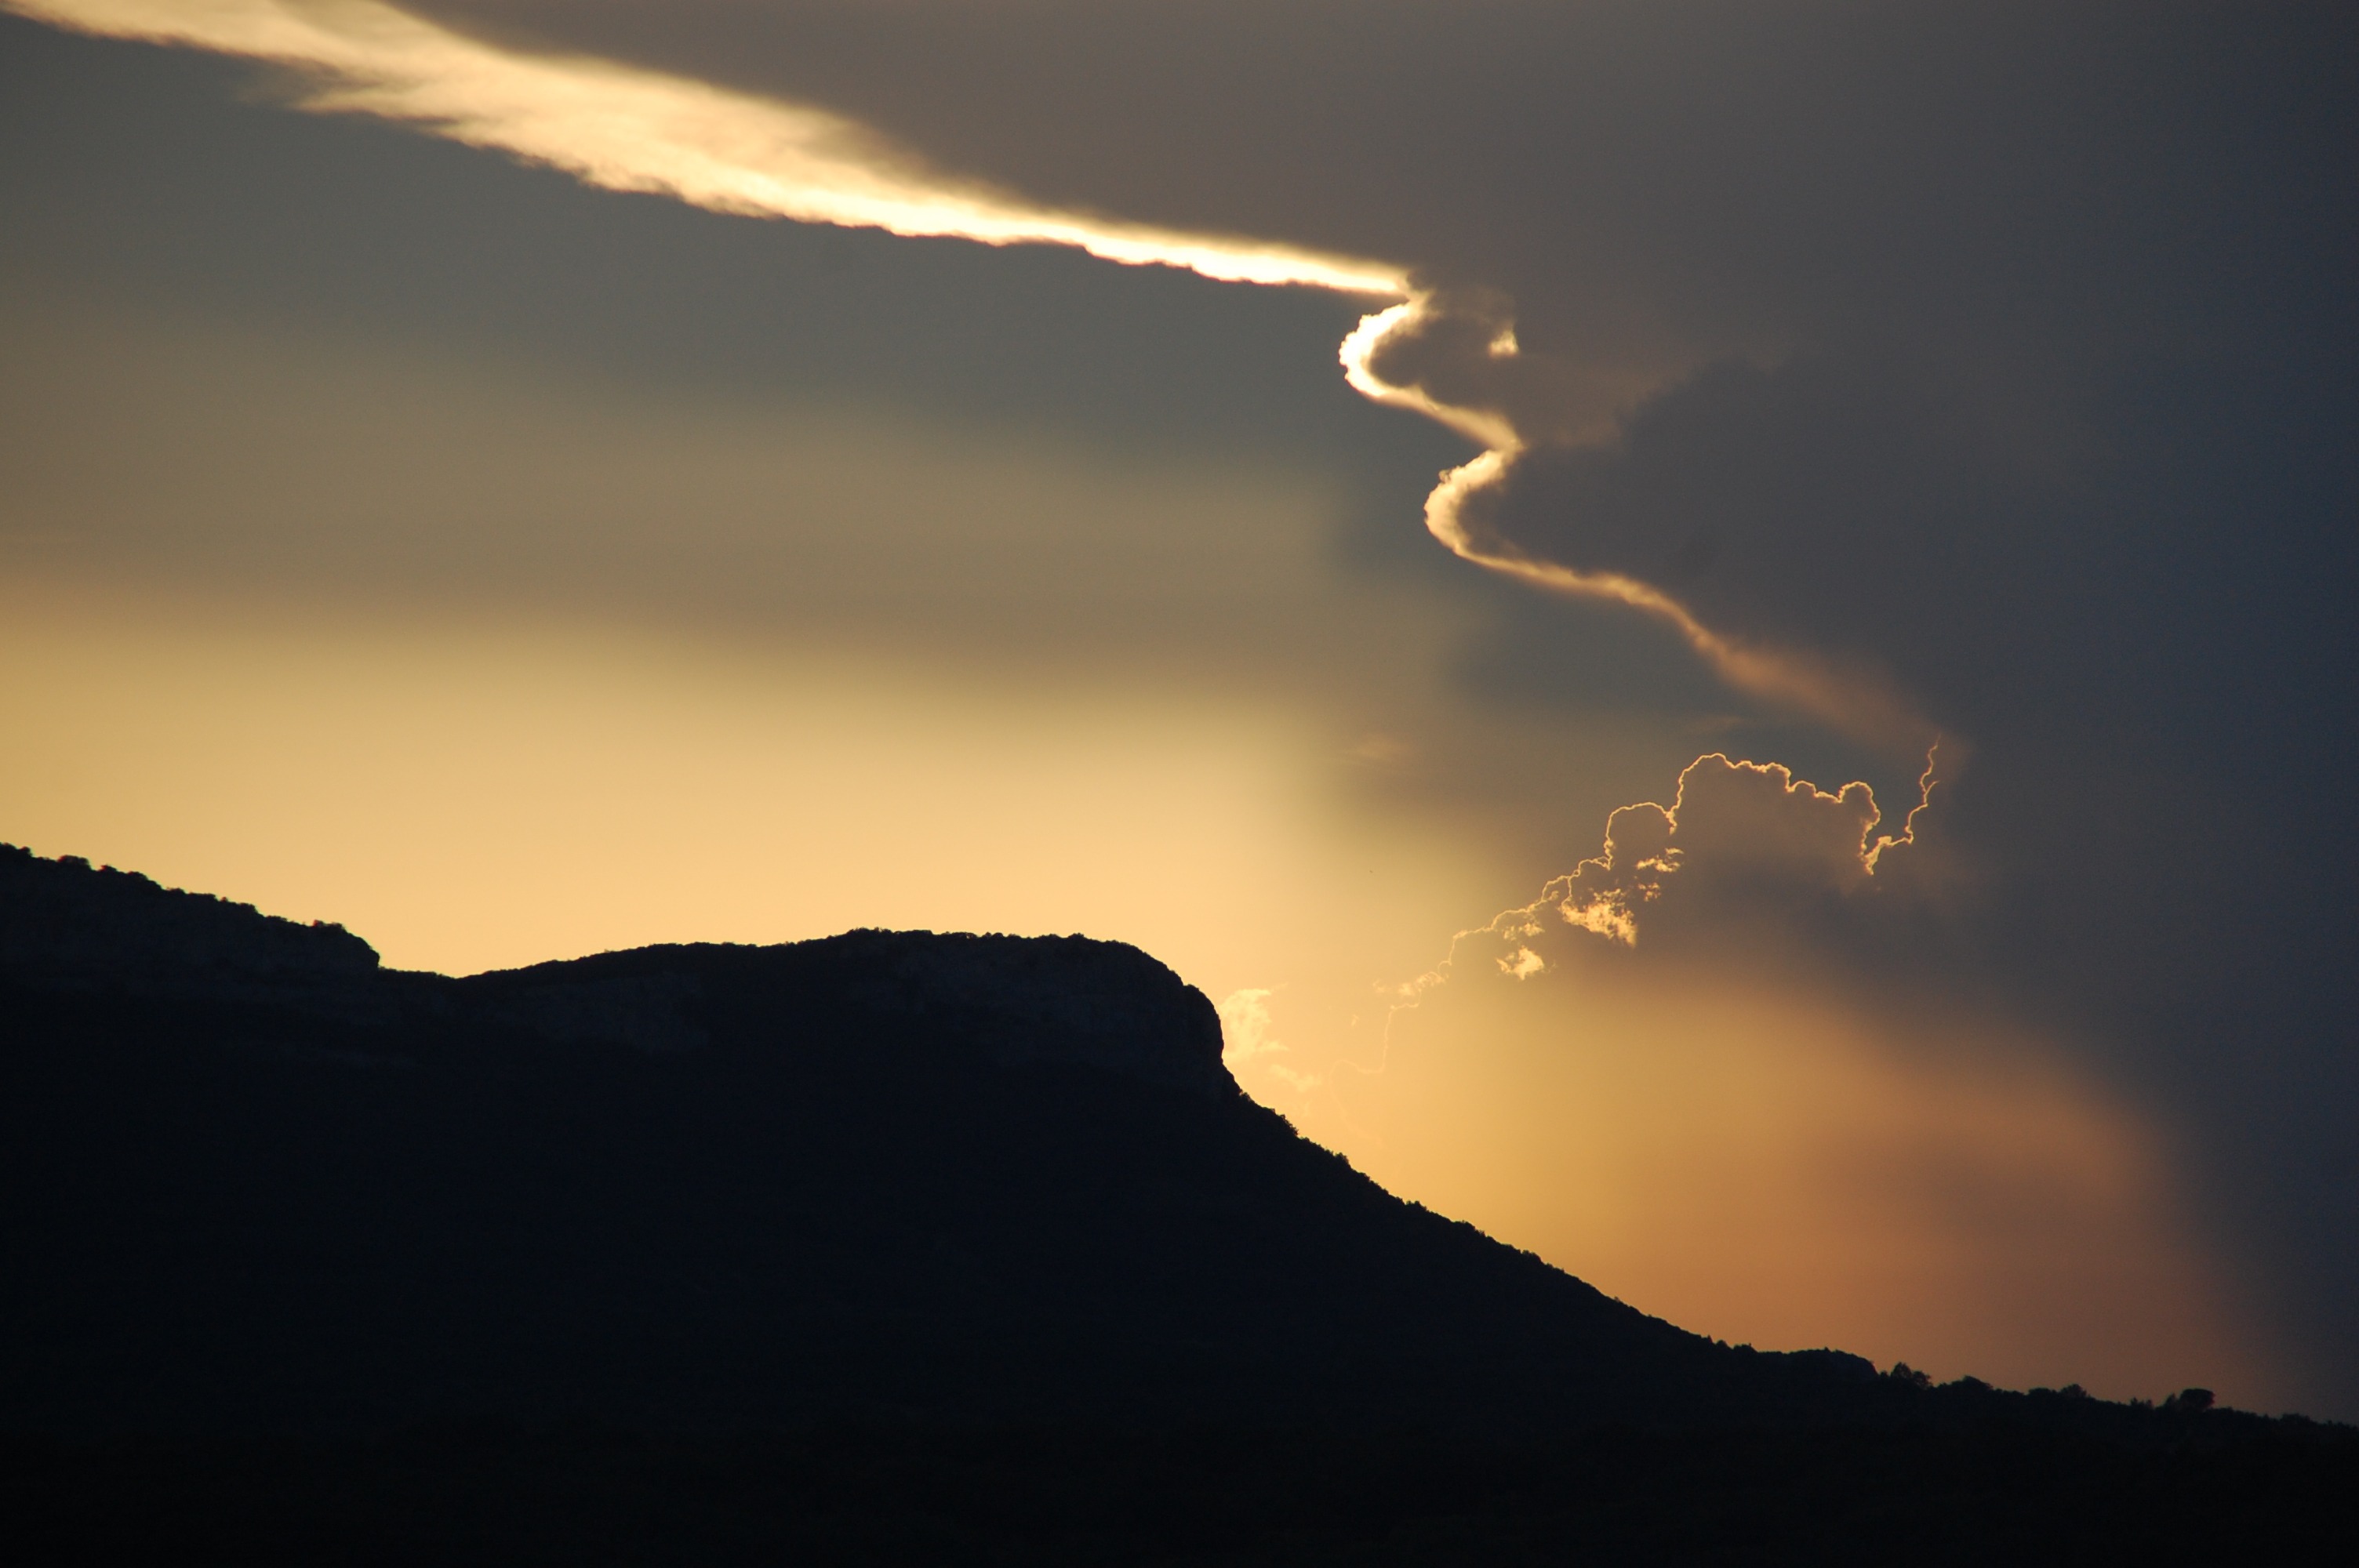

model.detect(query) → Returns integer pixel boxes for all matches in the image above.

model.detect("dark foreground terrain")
[3,844,2352,1562]
[11,1413,2356,1566]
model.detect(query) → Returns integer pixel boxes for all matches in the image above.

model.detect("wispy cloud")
[13,0,1936,750]
[9,0,1404,293]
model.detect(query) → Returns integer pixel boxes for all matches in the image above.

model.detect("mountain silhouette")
[0,841,1867,1435]
[2,843,2351,1561]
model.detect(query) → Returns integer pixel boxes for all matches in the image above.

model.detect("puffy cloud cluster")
[1428,751,1937,988]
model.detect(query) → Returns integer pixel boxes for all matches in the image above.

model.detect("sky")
[2,1,2352,1417]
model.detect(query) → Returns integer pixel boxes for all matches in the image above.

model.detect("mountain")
[2,844,2350,1561]
[0,841,1858,1436]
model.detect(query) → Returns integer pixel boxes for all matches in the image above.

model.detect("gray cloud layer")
[408,2,2354,738]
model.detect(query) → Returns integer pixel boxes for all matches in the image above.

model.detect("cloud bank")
[9,0,1926,748]
[378,1,2346,764]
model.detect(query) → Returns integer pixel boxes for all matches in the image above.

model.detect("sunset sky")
[3,2,2352,1418]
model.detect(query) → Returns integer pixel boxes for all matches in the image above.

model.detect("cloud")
[0,287,1366,656]
[1314,273,1939,753]
[1412,750,1942,987]
[6,0,1952,751]
[369,2,2347,758]
[1343,299,1959,751]
[5,0,1401,293]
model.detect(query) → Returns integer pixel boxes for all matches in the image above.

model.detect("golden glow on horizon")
[1223,752,2269,1406]
[0,581,1501,989]
[2,583,2266,1400]
[1339,971,2259,1403]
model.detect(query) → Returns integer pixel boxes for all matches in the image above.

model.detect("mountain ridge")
[7,841,2353,1559]
[0,840,1905,1439]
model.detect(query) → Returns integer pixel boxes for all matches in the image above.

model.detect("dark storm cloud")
[398,2,2354,755]
[414,2,2350,372]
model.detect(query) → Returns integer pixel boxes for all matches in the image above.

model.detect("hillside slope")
[0,842,1878,1438]
[5,844,2353,1563]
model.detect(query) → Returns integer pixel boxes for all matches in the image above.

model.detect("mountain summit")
[0,841,1867,1437]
